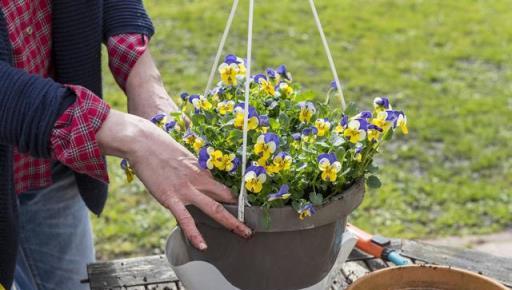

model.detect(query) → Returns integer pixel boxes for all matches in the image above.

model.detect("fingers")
[189,186,252,239]
[195,175,237,204]
[168,199,208,251]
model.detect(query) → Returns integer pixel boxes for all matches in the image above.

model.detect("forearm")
[125,49,178,119]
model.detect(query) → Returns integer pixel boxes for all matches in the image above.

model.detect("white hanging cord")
[238,0,255,222]
[204,0,240,96]
[308,0,347,110]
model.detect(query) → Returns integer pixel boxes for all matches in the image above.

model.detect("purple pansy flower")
[302,126,318,136]
[298,203,316,219]
[276,64,291,80]
[368,124,383,132]
[374,97,391,109]
[198,147,211,169]
[292,133,302,141]
[164,120,177,132]
[266,68,277,79]
[268,184,291,201]
[150,113,166,125]
[317,152,337,164]
[253,73,267,84]
[258,115,270,127]
[355,111,373,119]
[224,54,241,64]
[180,92,189,101]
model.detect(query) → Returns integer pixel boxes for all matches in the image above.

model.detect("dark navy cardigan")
[0,0,154,286]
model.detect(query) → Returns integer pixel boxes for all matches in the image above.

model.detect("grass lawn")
[92,0,512,260]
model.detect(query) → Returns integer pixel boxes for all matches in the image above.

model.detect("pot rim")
[347,264,509,290]
[187,178,365,232]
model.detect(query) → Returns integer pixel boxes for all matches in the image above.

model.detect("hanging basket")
[121,0,410,289]
[166,179,364,290]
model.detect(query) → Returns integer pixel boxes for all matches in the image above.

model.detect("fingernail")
[199,242,208,251]
[243,228,253,238]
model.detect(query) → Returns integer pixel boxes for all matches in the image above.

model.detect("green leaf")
[317,141,330,149]
[344,102,358,116]
[383,128,394,141]
[278,112,290,128]
[309,192,324,205]
[366,175,382,189]
[269,118,280,130]
[331,136,345,147]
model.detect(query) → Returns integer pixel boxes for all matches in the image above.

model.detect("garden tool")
[346,223,410,266]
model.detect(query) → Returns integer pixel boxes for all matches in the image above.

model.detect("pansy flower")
[317,153,342,182]
[343,119,368,144]
[254,133,280,163]
[354,111,372,120]
[244,165,267,193]
[298,101,316,123]
[276,82,294,98]
[298,203,316,220]
[276,64,292,81]
[193,136,205,152]
[258,115,270,127]
[253,74,275,96]
[396,111,408,134]
[314,118,331,137]
[334,114,348,134]
[234,103,259,130]
[183,130,197,145]
[180,92,189,102]
[302,126,318,142]
[189,94,212,113]
[266,68,279,81]
[367,124,383,142]
[373,97,392,112]
[198,147,215,170]
[267,152,292,174]
[150,113,167,128]
[218,63,239,86]
[213,151,239,172]
[372,110,398,131]
[354,143,363,162]
[330,80,339,90]
[120,159,134,183]
[217,100,235,115]
[164,119,177,133]
[268,184,291,201]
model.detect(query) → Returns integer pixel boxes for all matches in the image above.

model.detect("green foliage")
[92,0,512,259]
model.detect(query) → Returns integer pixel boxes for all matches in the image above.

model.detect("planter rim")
[347,264,509,290]
[188,178,365,232]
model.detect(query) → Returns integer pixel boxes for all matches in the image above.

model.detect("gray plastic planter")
[166,179,365,290]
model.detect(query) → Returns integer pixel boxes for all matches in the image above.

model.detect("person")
[0,1,252,289]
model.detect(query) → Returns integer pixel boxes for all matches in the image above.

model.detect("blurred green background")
[92,0,512,260]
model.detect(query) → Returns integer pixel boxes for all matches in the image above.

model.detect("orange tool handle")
[346,223,383,258]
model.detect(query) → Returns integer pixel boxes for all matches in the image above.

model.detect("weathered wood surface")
[399,240,512,288]
[87,239,512,290]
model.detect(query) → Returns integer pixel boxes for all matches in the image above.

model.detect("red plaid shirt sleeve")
[107,34,149,90]
[50,85,111,183]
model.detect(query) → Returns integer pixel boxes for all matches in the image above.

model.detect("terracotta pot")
[347,264,508,290]
[166,179,365,290]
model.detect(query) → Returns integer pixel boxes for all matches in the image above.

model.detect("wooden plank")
[399,240,512,287]
[145,282,183,290]
[87,255,178,289]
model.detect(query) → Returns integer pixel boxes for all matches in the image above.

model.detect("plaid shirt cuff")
[107,34,149,90]
[50,85,111,183]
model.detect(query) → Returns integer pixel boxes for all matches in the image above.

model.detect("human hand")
[97,110,252,250]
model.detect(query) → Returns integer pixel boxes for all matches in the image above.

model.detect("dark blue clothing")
[0,0,154,287]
